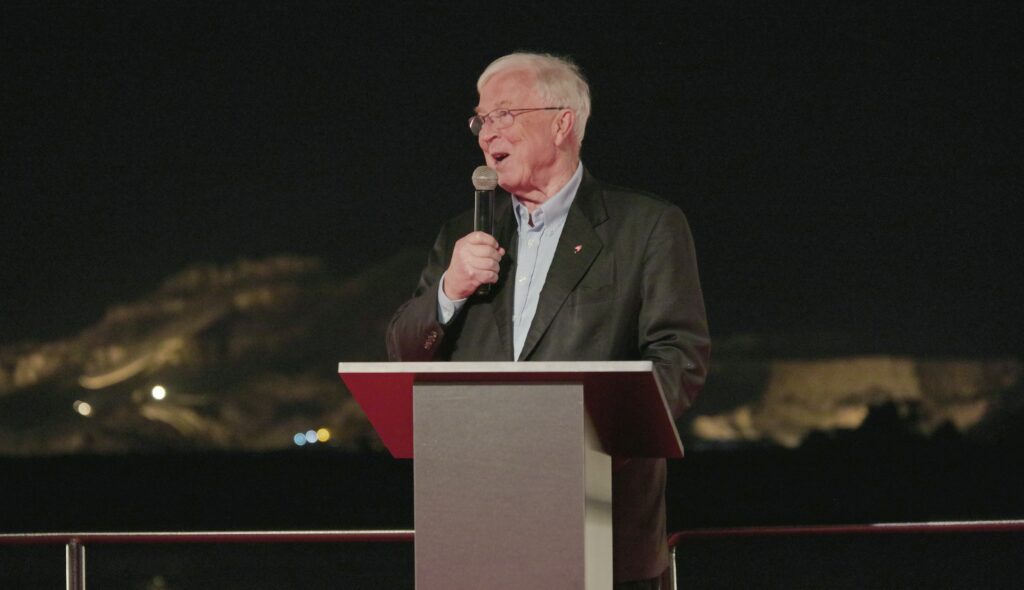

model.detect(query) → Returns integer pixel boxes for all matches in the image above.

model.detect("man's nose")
[478,121,499,145]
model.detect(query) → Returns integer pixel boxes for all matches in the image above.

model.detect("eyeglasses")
[468,107,567,136]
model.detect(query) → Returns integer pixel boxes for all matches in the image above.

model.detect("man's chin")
[494,170,515,193]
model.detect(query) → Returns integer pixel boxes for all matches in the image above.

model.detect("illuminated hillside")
[0,253,1019,454]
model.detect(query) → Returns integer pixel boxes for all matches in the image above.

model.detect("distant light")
[73,400,93,417]
[317,428,331,443]
[151,385,167,400]
[305,430,318,444]
[293,433,307,446]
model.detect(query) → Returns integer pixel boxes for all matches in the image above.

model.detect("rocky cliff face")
[0,253,425,455]
[688,356,1021,448]
[1,254,1019,455]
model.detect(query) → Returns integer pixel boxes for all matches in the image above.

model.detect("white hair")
[477,52,591,145]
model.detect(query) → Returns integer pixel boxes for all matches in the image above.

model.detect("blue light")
[293,433,307,446]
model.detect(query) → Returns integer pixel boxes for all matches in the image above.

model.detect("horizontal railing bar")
[0,530,414,546]
[669,519,1024,546]
[5,520,1021,549]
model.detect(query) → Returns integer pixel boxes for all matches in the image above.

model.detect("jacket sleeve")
[386,223,454,361]
[637,205,711,417]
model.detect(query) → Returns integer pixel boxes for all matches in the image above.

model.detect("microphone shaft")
[474,189,495,295]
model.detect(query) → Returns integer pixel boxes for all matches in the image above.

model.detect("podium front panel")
[414,382,612,590]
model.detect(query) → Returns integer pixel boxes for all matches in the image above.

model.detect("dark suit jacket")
[387,169,710,582]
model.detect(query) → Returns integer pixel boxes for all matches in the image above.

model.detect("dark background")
[3,1,1019,354]
[2,2,1022,587]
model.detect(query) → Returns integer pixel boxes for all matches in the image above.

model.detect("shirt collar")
[513,162,584,230]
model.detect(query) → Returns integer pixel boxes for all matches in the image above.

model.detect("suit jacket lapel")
[518,170,608,360]
[490,194,517,360]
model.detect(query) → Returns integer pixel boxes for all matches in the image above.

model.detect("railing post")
[66,537,86,590]
[660,545,676,590]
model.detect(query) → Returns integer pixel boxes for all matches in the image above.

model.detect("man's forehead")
[475,70,540,112]
[474,99,513,114]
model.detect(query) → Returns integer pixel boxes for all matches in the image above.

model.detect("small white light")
[74,401,93,417]
[151,385,167,400]
[305,430,318,444]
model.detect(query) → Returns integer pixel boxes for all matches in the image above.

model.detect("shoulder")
[598,181,675,214]
[441,202,475,228]
[582,172,686,225]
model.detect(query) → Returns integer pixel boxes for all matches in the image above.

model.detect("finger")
[466,231,499,247]
[464,267,498,285]
[467,244,503,260]
[469,258,500,273]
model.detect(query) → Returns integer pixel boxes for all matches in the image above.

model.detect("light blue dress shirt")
[438,163,584,360]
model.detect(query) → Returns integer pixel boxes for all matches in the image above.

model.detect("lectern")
[338,361,683,590]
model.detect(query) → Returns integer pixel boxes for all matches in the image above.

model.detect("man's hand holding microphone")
[442,166,504,300]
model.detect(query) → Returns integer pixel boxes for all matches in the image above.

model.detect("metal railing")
[662,519,1024,590]
[0,530,414,590]
[5,520,1023,589]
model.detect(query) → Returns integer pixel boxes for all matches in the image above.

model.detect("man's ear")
[552,109,576,147]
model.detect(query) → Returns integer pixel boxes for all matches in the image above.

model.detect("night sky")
[2,2,1020,354]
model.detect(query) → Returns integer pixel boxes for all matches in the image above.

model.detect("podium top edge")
[338,360,654,374]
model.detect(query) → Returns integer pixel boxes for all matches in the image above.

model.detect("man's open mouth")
[492,152,509,163]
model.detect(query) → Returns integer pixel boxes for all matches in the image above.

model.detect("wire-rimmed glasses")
[468,107,567,136]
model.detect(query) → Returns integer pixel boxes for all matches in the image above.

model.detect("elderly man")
[387,52,709,588]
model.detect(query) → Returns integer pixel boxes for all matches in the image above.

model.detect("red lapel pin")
[573,244,583,254]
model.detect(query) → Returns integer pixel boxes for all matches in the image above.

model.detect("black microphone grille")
[472,166,498,190]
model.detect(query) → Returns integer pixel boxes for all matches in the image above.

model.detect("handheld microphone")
[472,166,498,295]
